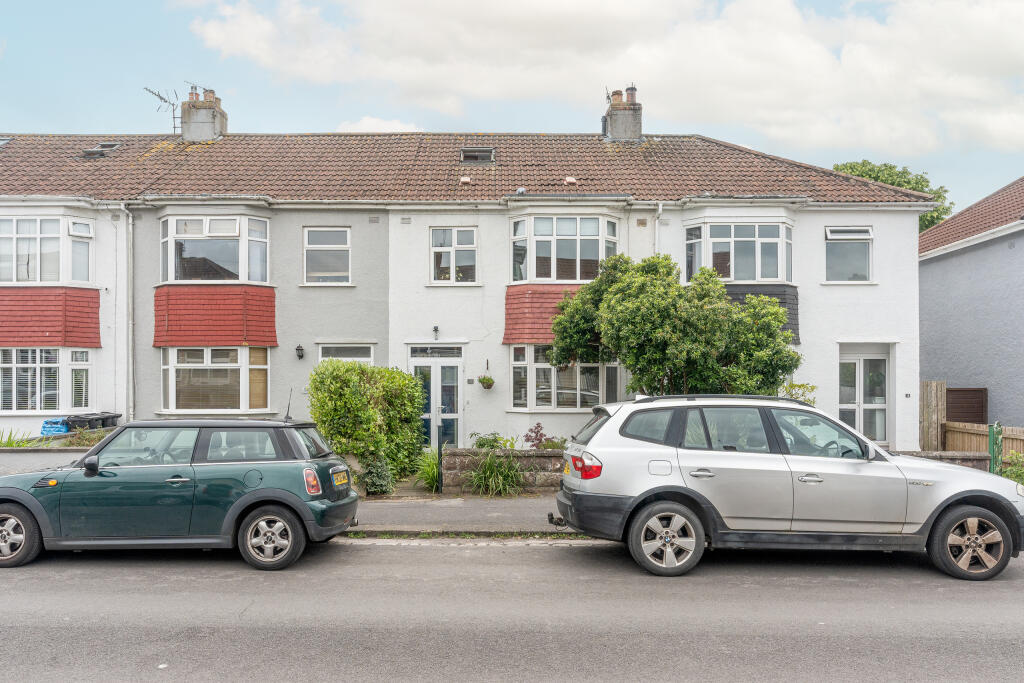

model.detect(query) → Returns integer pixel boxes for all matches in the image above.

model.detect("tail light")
[571,452,603,479]
[303,468,322,495]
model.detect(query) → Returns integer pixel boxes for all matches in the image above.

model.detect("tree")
[550,255,801,396]
[833,160,953,232]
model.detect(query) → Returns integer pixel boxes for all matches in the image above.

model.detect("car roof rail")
[633,394,812,407]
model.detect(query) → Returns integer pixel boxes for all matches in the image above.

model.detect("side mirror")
[83,455,99,476]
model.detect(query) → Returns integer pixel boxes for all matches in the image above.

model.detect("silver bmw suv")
[553,395,1024,580]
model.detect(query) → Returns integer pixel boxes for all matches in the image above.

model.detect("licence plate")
[332,471,349,486]
[563,461,571,475]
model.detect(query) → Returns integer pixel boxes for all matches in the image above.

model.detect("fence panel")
[942,421,1024,457]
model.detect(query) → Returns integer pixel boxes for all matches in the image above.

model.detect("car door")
[768,407,907,533]
[59,426,199,538]
[675,406,793,531]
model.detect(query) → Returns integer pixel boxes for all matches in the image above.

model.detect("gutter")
[920,219,1024,261]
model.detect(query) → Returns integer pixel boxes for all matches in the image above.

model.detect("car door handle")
[689,469,716,479]
[797,474,823,483]
[165,477,191,484]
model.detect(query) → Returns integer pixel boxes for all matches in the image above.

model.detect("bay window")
[685,223,791,283]
[161,346,269,412]
[0,348,90,412]
[0,217,93,284]
[511,216,618,283]
[510,344,620,410]
[160,216,269,283]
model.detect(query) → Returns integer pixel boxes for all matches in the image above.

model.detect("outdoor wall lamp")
[295,345,305,359]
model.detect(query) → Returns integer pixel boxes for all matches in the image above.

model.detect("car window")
[197,429,283,463]
[681,408,709,449]
[771,408,865,459]
[291,427,333,458]
[621,408,674,444]
[701,407,771,453]
[96,427,199,467]
[572,409,610,445]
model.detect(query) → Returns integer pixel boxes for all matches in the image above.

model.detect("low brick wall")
[441,448,564,491]
[894,451,992,471]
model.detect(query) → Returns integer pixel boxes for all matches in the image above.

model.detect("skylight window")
[460,147,494,163]
[82,141,122,158]
[0,138,10,147]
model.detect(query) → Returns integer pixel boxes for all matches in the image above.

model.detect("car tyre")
[627,501,705,577]
[237,505,307,571]
[0,503,43,568]
[928,504,1013,581]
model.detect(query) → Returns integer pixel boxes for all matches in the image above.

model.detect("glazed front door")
[410,346,463,448]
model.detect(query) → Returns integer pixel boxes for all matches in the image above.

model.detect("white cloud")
[190,0,1024,154]
[336,116,422,132]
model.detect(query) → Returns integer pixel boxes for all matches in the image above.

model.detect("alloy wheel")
[946,516,1004,574]
[246,515,293,563]
[640,512,697,569]
[0,514,26,559]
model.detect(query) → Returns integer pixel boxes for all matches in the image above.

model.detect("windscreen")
[572,408,611,445]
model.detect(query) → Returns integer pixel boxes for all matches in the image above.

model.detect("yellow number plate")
[563,461,571,475]
[332,471,349,486]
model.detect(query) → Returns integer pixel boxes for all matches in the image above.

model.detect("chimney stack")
[180,86,228,142]
[603,84,642,141]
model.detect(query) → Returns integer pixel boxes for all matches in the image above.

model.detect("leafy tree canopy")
[833,160,953,232]
[551,255,801,396]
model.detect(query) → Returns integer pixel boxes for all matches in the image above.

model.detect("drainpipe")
[121,202,136,422]
[654,201,663,254]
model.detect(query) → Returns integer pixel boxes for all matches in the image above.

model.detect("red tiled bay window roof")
[153,284,277,347]
[0,287,100,347]
[503,284,580,345]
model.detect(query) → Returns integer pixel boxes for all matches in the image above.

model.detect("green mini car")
[0,420,358,570]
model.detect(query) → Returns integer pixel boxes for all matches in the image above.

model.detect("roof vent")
[459,176,472,185]
[0,137,10,147]
[82,141,122,158]
[516,187,526,195]
[460,147,494,163]
[564,177,578,185]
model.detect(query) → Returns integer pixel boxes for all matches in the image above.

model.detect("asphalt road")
[3,538,1023,682]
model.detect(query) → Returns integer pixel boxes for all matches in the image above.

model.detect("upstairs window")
[685,223,791,283]
[825,227,872,282]
[511,216,618,283]
[0,217,92,284]
[304,227,350,284]
[431,228,476,284]
[160,216,269,284]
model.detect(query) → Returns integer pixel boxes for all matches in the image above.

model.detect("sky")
[1,0,1022,211]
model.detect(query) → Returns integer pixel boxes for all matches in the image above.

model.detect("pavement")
[3,538,1023,681]
[358,493,558,533]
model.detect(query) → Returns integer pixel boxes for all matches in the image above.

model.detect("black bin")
[66,415,92,430]
[99,412,122,428]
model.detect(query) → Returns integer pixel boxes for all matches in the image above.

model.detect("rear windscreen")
[572,409,611,445]
[291,427,333,458]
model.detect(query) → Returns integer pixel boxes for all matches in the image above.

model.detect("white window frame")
[429,227,478,285]
[302,226,351,286]
[509,216,619,284]
[508,344,620,412]
[0,216,95,285]
[159,215,270,285]
[824,226,873,283]
[838,353,889,446]
[69,349,91,410]
[318,344,374,364]
[159,346,271,414]
[699,222,787,283]
[0,347,66,414]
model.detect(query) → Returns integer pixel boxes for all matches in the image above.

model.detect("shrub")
[307,360,425,485]
[0,430,36,447]
[780,382,817,406]
[1000,451,1024,486]
[537,436,567,449]
[471,431,516,449]
[57,428,113,448]
[523,423,548,449]
[468,451,524,496]
[414,449,440,493]
[359,457,396,496]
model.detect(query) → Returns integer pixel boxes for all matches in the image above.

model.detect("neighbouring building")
[0,87,929,449]
[919,174,1024,425]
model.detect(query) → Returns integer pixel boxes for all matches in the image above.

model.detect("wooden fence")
[942,421,1024,456]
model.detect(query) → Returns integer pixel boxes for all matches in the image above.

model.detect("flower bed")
[440,448,564,491]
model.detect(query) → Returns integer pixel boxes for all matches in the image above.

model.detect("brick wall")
[153,284,278,347]
[0,287,101,347]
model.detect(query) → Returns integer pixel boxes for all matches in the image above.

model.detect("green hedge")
[308,360,425,494]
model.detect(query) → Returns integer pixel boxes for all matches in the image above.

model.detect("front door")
[410,345,463,448]
[769,407,907,533]
[60,426,199,538]
[839,355,888,444]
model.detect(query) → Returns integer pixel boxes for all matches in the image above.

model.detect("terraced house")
[0,87,930,449]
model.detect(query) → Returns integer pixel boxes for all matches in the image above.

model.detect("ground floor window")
[839,352,888,443]
[509,344,620,410]
[0,348,90,412]
[318,344,373,364]
[161,346,268,412]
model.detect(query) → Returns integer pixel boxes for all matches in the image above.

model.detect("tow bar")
[547,512,566,528]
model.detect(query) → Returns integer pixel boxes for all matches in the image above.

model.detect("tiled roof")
[919,174,1024,254]
[503,284,581,344]
[0,287,100,348]
[153,285,278,347]
[0,133,930,204]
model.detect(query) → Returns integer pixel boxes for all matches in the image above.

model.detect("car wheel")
[0,503,43,568]
[627,501,705,577]
[237,505,307,571]
[928,505,1013,581]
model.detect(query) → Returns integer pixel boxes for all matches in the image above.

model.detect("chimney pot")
[180,89,228,142]
[203,89,216,102]
[610,89,623,104]
[602,85,642,141]
[625,85,637,104]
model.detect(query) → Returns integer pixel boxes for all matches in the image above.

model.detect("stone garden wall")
[441,448,565,491]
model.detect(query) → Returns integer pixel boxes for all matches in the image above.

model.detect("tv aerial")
[143,87,181,134]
